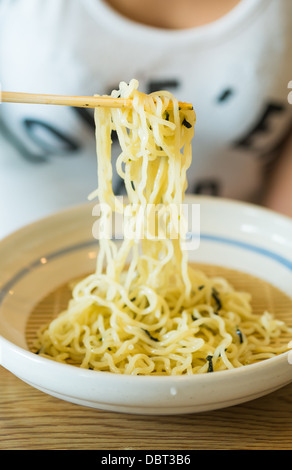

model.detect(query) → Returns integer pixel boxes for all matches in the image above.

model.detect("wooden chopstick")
[0,91,192,110]
[1,91,132,109]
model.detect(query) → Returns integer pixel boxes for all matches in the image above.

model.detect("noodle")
[35,80,292,375]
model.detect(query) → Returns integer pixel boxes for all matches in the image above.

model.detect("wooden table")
[1,365,292,450]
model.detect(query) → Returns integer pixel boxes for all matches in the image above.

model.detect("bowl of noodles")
[0,80,292,414]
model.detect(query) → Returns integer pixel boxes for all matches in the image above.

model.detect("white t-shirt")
[0,0,291,238]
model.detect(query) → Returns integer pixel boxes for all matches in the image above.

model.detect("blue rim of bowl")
[0,232,292,305]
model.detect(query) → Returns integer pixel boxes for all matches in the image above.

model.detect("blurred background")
[0,0,291,239]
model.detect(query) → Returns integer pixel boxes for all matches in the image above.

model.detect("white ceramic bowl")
[1,196,292,415]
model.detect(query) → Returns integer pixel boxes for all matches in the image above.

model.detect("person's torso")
[0,0,291,237]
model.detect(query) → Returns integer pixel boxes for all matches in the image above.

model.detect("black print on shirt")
[23,118,80,154]
[73,107,95,130]
[233,102,285,153]
[192,180,220,196]
[147,79,180,94]
[217,88,234,102]
[0,116,80,163]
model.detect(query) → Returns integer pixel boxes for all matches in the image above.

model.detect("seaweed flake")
[236,327,244,344]
[182,118,192,128]
[206,355,214,372]
[212,288,222,313]
[143,329,159,342]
